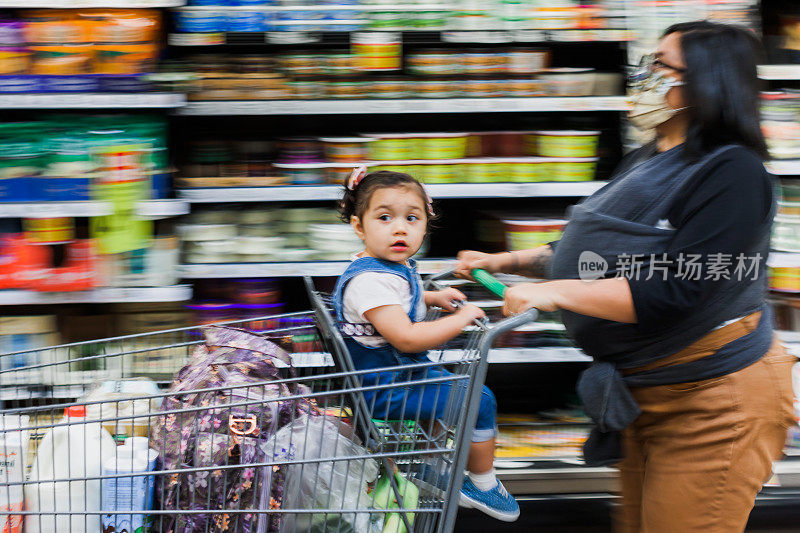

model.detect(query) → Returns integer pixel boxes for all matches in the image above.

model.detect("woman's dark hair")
[338,170,435,225]
[662,21,768,161]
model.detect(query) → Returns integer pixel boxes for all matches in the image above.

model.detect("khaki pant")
[615,312,797,533]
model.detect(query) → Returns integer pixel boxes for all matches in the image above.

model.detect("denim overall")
[332,256,496,442]
[550,144,775,464]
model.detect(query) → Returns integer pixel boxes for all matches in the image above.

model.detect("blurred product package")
[0,9,161,79]
[0,115,169,202]
[0,231,179,291]
[0,234,95,291]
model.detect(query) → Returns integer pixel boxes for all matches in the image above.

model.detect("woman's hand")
[455,250,507,279]
[502,282,560,316]
[426,287,466,312]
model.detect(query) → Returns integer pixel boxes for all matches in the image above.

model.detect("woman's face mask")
[627,54,688,131]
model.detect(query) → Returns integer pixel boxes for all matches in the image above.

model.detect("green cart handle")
[471,268,508,299]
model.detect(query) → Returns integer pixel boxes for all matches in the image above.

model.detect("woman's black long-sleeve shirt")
[553,144,776,332]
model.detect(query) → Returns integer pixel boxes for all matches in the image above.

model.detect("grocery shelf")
[768,252,800,267]
[439,347,589,363]
[178,259,457,278]
[178,181,608,202]
[178,4,455,11]
[0,201,112,218]
[497,464,618,495]
[178,96,631,116]
[0,346,585,402]
[136,199,191,218]
[0,0,184,5]
[188,254,800,278]
[0,92,185,109]
[169,29,633,47]
[179,185,340,202]
[778,330,800,344]
[287,349,584,368]
[0,285,192,305]
[0,200,190,218]
[497,457,800,496]
[0,386,88,401]
[767,160,800,175]
[758,65,800,80]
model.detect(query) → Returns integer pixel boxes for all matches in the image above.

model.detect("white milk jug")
[25,405,116,533]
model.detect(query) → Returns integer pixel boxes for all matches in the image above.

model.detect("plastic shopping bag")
[263,414,379,533]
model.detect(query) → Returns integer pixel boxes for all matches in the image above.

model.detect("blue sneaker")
[459,476,520,522]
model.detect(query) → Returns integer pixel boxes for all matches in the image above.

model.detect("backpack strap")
[331,256,423,324]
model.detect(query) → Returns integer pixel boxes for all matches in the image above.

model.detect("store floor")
[454,495,800,532]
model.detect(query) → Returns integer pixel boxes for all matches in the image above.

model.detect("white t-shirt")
[342,270,427,347]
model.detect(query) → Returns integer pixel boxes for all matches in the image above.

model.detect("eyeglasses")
[628,53,687,92]
[632,53,687,77]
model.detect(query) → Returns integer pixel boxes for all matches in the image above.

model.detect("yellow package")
[79,9,161,43]
[94,43,158,74]
[29,44,93,75]
[0,49,31,75]
[22,11,91,44]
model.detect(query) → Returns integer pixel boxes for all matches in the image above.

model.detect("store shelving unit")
[758,64,800,80]
[169,28,633,47]
[0,201,112,218]
[178,181,608,202]
[0,0,184,6]
[0,285,192,305]
[0,93,186,109]
[136,199,191,218]
[178,259,457,278]
[497,459,800,495]
[0,199,190,219]
[179,250,800,278]
[178,96,630,116]
[768,252,800,267]
[767,160,800,176]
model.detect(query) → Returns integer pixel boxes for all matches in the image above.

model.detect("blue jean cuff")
[471,427,496,443]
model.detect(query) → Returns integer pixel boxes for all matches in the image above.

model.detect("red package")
[34,240,96,292]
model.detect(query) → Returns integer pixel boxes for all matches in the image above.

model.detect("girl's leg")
[468,439,496,474]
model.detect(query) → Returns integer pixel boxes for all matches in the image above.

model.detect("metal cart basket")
[0,271,537,533]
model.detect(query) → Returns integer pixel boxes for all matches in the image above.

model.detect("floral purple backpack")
[150,326,318,533]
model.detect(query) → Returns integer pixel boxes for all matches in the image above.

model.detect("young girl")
[331,167,520,522]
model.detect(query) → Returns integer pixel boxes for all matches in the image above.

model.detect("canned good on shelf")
[415,133,469,160]
[503,217,567,251]
[415,78,459,98]
[539,67,596,96]
[273,161,328,184]
[533,130,601,158]
[506,48,549,74]
[351,31,402,71]
[416,162,457,184]
[365,133,420,160]
[546,157,598,182]
[318,136,370,163]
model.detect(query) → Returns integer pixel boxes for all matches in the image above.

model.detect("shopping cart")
[0,269,537,533]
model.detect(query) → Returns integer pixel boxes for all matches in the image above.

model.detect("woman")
[457,21,796,533]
